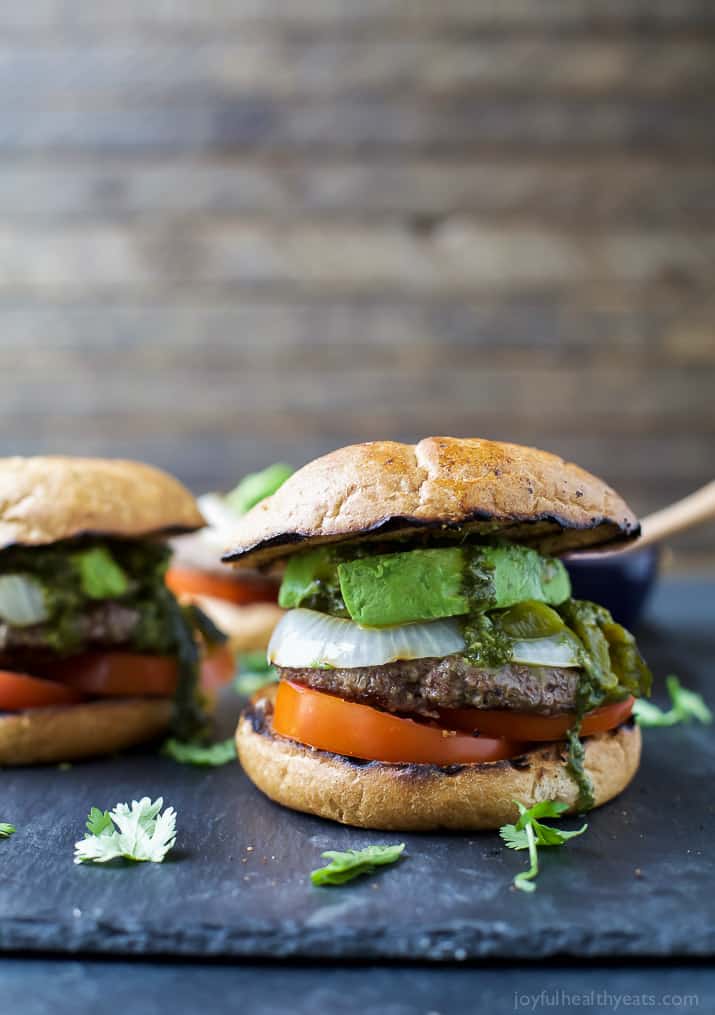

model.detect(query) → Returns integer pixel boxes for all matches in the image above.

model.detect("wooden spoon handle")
[566,480,715,558]
[637,480,715,549]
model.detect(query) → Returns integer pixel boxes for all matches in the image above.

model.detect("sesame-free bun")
[236,689,641,831]
[223,437,638,568]
[0,456,203,549]
[0,698,172,766]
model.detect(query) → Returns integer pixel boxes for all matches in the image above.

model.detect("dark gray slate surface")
[0,578,713,962]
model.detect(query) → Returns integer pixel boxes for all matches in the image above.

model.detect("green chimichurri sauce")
[461,592,651,811]
[556,599,651,811]
[462,544,497,607]
[0,537,217,739]
[460,611,513,668]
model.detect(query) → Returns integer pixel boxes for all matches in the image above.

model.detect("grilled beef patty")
[279,655,580,717]
[0,601,140,668]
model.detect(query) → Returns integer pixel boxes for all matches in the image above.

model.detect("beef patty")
[0,601,140,669]
[278,655,580,717]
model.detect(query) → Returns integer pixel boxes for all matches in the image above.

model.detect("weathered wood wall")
[1,2,713,563]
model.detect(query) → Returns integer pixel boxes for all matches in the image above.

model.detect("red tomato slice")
[272,680,527,764]
[51,652,178,698]
[438,696,635,741]
[199,644,236,692]
[0,670,84,710]
[166,566,278,606]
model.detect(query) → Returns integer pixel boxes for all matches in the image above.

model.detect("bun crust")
[236,693,641,830]
[0,456,203,548]
[0,698,172,766]
[223,437,638,568]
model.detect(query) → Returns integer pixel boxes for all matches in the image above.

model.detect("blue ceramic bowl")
[564,545,660,629]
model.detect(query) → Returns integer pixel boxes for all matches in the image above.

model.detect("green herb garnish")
[310,843,405,886]
[74,797,176,864]
[633,675,711,728]
[500,800,587,893]
[162,737,236,766]
[0,822,15,837]
[85,807,113,836]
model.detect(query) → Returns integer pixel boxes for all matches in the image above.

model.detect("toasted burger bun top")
[0,456,204,549]
[223,437,638,568]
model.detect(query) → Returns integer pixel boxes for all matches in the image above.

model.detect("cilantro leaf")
[74,797,176,864]
[538,824,587,845]
[310,843,405,886]
[0,822,15,838]
[632,698,678,727]
[162,737,236,767]
[634,675,712,728]
[499,823,528,850]
[667,675,712,724]
[500,799,587,892]
[86,807,113,837]
[516,800,569,825]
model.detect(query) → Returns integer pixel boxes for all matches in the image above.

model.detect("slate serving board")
[1,579,713,962]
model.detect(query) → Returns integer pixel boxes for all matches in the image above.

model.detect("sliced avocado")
[338,547,465,628]
[278,547,344,614]
[486,545,571,615]
[337,544,570,628]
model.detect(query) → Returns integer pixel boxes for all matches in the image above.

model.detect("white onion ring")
[268,608,582,670]
[0,574,49,627]
[268,609,465,669]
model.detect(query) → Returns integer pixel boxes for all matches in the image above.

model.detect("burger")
[0,456,226,765]
[226,438,652,831]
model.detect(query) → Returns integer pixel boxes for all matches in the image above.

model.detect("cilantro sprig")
[311,843,405,886]
[500,800,587,893]
[0,822,15,838]
[162,737,236,767]
[633,675,712,728]
[74,797,176,864]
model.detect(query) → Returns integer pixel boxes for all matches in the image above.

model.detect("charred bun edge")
[223,508,638,566]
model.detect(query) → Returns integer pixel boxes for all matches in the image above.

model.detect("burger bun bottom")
[236,689,641,831]
[0,698,172,766]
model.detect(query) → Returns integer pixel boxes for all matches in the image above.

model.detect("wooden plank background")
[1,1,713,565]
